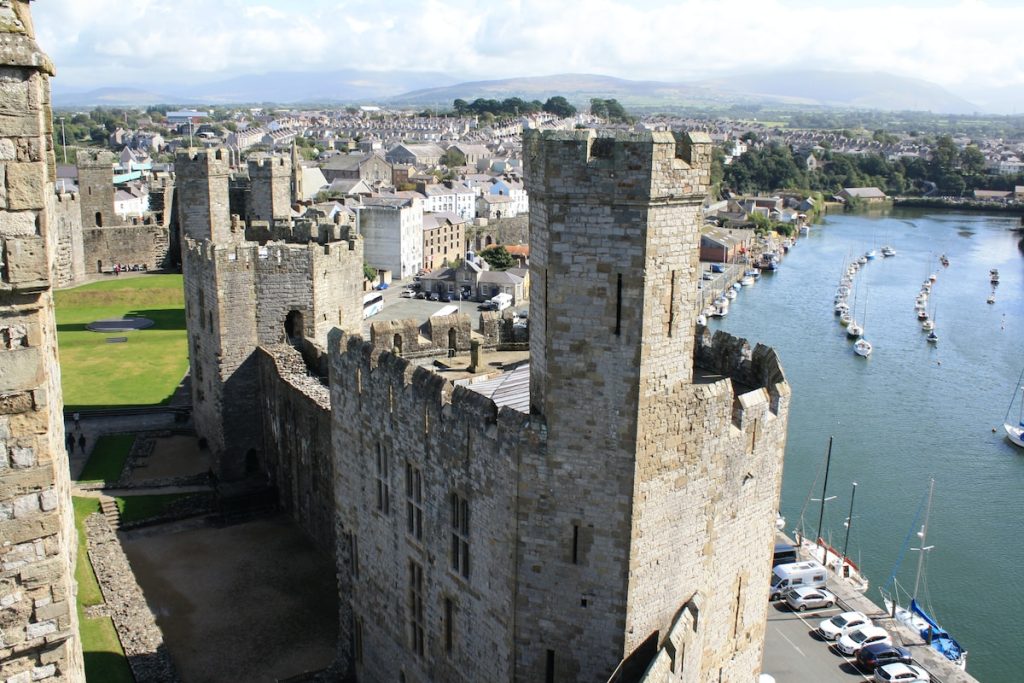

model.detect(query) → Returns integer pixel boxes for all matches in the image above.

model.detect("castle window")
[405,461,423,541]
[353,615,363,664]
[545,649,556,683]
[408,559,425,657]
[450,493,470,579]
[95,211,103,227]
[615,273,623,336]
[348,532,359,579]
[375,443,390,515]
[443,597,455,655]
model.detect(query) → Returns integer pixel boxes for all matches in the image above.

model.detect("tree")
[480,245,516,271]
[542,96,576,118]
[441,148,466,167]
[959,145,986,177]
[363,264,377,282]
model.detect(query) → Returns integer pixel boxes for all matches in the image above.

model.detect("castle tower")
[518,130,785,681]
[290,141,304,203]
[247,154,292,222]
[176,149,258,480]
[76,149,116,228]
[0,2,86,680]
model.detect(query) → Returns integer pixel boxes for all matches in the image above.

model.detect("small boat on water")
[725,288,737,300]
[853,338,872,357]
[917,309,929,321]
[940,254,949,267]
[881,245,896,257]
[839,312,852,327]
[846,322,863,338]
[927,331,939,344]
[696,313,707,326]
[740,275,755,287]
[991,268,1000,285]
[1003,368,1024,448]
[857,255,868,265]
[987,293,996,304]
[922,319,934,331]
[732,282,742,291]
[865,249,877,260]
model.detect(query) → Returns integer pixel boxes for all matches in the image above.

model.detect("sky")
[31,0,1024,100]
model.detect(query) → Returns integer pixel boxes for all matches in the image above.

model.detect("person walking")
[72,411,80,429]
[77,433,86,454]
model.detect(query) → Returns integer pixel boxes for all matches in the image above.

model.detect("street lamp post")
[58,116,67,164]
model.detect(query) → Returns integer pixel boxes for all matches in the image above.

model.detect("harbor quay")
[764,534,979,683]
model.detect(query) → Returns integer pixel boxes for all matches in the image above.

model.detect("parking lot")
[763,601,875,682]
[363,278,525,337]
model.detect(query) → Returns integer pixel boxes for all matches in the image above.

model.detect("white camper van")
[490,292,513,311]
[769,560,827,600]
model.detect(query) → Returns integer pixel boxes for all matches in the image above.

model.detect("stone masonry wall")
[0,2,85,680]
[247,156,291,222]
[48,192,83,288]
[257,345,335,550]
[329,331,527,683]
[82,223,170,273]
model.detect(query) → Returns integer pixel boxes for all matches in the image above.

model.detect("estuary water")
[706,208,1024,681]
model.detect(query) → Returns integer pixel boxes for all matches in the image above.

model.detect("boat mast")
[815,436,834,561]
[842,482,858,567]
[912,478,936,600]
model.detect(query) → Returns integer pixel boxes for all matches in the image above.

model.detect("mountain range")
[52,69,990,115]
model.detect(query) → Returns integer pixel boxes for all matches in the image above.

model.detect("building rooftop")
[460,363,530,414]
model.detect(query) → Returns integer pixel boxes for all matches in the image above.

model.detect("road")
[763,601,874,683]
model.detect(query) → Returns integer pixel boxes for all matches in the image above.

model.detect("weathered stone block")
[0,209,35,236]
[0,140,14,160]
[10,447,33,468]
[0,514,57,546]
[11,493,37,518]
[30,664,55,681]
[24,619,55,639]
[0,348,41,392]
[4,162,44,210]
[3,236,47,285]
[5,670,31,683]
[32,601,65,622]
[37,490,55,512]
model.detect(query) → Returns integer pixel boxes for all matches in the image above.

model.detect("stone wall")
[329,331,526,683]
[82,223,170,272]
[248,156,291,222]
[369,314,473,358]
[0,2,85,680]
[257,344,334,549]
[466,215,529,251]
[48,192,84,288]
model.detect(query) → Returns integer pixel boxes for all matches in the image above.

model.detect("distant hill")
[52,68,982,115]
[390,71,980,115]
[52,69,459,108]
[696,70,980,115]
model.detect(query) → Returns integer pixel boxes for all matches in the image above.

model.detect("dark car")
[856,643,912,672]
[478,301,497,311]
[773,543,797,567]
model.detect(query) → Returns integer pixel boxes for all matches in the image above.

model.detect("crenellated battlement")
[175,147,232,178]
[523,128,712,203]
[247,154,291,176]
[694,326,789,420]
[76,148,115,168]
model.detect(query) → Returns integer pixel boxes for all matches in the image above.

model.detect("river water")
[706,207,1023,681]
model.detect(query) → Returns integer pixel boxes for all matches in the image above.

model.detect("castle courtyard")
[121,516,337,682]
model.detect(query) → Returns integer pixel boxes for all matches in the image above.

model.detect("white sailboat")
[854,286,872,356]
[881,480,967,669]
[1003,367,1024,448]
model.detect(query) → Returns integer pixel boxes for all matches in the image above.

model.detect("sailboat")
[1003,367,1024,448]
[881,480,967,669]
[926,306,939,344]
[854,286,872,356]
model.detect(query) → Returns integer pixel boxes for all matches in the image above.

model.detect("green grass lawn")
[55,274,188,410]
[77,434,135,485]
[115,492,208,524]
[72,497,133,683]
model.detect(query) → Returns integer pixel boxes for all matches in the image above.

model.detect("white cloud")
[30,0,1024,93]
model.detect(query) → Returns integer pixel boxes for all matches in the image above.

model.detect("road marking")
[785,606,873,682]
[773,625,805,657]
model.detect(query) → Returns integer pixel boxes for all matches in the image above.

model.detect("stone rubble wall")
[0,2,85,680]
[84,514,178,682]
[48,192,83,288]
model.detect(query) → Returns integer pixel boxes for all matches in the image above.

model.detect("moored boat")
[881,245,896,257]
[1003,369,1024,449]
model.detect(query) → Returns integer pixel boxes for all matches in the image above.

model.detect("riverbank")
[894,196,1024,214]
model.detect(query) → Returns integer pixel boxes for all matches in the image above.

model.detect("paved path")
[73,484,213,498]
[763,602,873,682]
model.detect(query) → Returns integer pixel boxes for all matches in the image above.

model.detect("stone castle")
[0,2,85,681]
[177,127,791,681]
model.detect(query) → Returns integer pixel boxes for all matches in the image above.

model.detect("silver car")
[783,586,836,611]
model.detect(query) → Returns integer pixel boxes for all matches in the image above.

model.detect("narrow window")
[734,576,743,636]
[405,461,423,541]
[408,559,425,657]
[375,443,390,515]
[615,273,622,336]
[450,493,470,579]
[545,649,555,683]
[444,597,454,655]
[348,532,359,579]
[572,524,580,565]
[668,270,676,337]
[353,615,363,664]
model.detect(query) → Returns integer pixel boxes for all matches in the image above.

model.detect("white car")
[873,662,930,682]
[818,611,871,641]
[836,625,891,656]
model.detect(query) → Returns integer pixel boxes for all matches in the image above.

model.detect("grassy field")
[72,497,134,683]
[77,434,135,485]
[55,275,188,410]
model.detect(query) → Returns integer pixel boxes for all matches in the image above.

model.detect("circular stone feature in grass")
[86,317,155,332]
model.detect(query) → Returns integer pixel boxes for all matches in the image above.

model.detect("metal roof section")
[458,364,530,414]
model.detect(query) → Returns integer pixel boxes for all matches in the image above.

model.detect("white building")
[420,181,476,220]
[358,197,424,279]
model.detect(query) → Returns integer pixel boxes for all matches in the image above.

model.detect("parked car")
[478,301,497,311]
[429,292,440,301]
[836,625,892,656]
[374,282,389,290]
[772,542,797,567]
[702,271,715,280]
[818,611,871,641]
[400,290,414,298]
[873,663,930,683]
[439,292,452,302]
[414,292,427,300]
[856,643,913,672]
[783,586,836,612]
